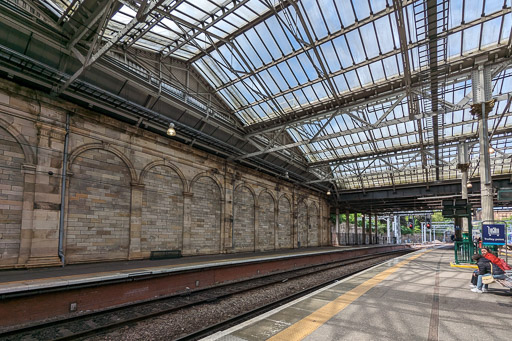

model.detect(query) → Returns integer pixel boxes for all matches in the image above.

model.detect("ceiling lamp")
[466,181,473,188]
[326,190,331,195]
[166,123,176,136]
[488,145,495,154]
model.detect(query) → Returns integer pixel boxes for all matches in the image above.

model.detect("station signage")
[481,223,506,245]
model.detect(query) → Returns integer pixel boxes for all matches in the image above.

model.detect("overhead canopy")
[1,0,511,211]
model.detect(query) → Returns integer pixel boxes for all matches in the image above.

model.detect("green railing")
[454,234,474,264]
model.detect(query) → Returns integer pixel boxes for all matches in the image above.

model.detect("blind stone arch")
[297,200,308,248]
[68,143,137,183]
[257,191,275,251]
[308,202,319,247]
[278,195,292,249]
[0,126,25,266]
[190,176,221,254]
[233,184,255,252]
[67,148,131,262]
[0,117,35,164]
[141,164,184,253]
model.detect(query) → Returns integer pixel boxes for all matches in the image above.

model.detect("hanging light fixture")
[326,190,331,195]
[166,123,176,136]
[488,145,495,154]
[466,181,473,188]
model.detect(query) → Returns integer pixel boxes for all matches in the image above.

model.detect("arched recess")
[277,195,293,249]
[233,184,255,252]
[140,161,185,253]
[257,190,275,251]
[140,160,187,192]
[297,200,308,248]
[0,117,35,164]
[308,202,319,247]
[67,143,137,182]
[0,124,28,266]
[190,175,222,254]
[66,145,133,263]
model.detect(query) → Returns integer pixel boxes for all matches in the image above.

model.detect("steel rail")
[0,249,412,340]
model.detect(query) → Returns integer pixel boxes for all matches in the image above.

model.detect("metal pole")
[473,65,494,222]
[346,211,350,245]
[354,213,358,245]
[395,215,401,244]
[335,208,339,246]
[387,216,391,244]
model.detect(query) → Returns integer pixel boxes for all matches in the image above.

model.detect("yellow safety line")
[449,262,477,269]
[268,250,431,341]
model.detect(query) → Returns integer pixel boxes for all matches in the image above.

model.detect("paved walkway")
[205,247,512,341]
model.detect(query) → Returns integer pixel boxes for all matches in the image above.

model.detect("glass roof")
[36,0,512,191]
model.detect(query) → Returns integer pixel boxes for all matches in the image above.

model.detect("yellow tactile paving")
[268,250,431,341]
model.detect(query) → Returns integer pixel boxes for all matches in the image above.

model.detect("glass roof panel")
[31,0,512,191]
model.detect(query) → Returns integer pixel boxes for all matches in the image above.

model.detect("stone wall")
[257,191,275,251]
[141,165,184,253]
[0,126,24,265]
[0,79,330,269]
[277,196,292,248]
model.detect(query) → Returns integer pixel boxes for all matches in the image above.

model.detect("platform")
[205,247,512,341]
[0,245,405,295]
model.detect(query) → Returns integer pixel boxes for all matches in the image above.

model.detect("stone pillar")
[26,122,66,267]
[254,201,260,251]
[293,187,298,248]
[17,164,36,265]
[362,214,366,245]
[182,191,193,254]
[224,170,235,252]
[274,190,279,250]
[128,182,144,260]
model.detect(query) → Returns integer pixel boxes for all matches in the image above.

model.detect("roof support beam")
[66,1,114,51]
[308,125,512,169]
[160,0,251,57]
[241,8,510,133]
[393,0,416,121]
[57,0,79,25]
[53,0,176,94]
[239,90,510,160]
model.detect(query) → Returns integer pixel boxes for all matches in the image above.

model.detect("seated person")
[469,269,478,289]
[481,248,511,271]
[471,254,507,293]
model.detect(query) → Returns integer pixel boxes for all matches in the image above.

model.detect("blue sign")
[482,224,506,245]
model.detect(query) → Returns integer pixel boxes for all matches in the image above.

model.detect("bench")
[496,272,512,290]
[150,250,182,260]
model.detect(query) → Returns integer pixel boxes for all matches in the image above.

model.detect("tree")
[431,211,445,222]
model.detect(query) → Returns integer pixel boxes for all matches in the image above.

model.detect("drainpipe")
[58,113,70,266]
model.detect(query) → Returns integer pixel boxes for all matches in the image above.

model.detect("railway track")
[0,249,413,341]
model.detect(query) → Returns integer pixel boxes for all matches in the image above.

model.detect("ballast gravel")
[92,254,398,341]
